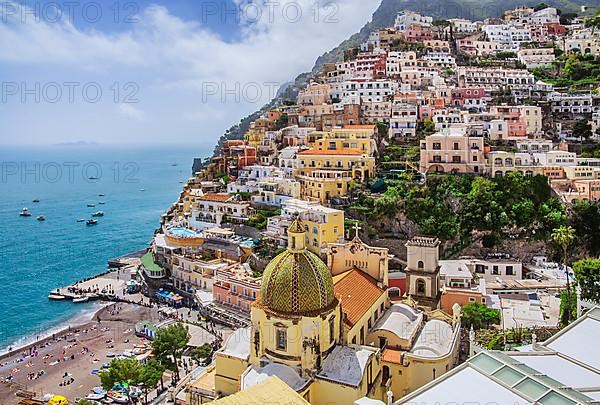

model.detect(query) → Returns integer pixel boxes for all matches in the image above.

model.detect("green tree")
[77,400,96,405]
[551,226,575,324]
[559,291,577,326]
[572,120,593,139]
[151,322,190,381]
[139,360,165,405]
[570,200,600,255]
[573,258,600,303]
[99,358,144,391]
[190,343,213,364]
[461,303,500,330]
[423,117,435,134]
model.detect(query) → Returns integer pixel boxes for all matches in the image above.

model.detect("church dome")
[260,217,335,315]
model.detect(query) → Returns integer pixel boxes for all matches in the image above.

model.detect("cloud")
[117,103,145,121]
[0,0,379,146]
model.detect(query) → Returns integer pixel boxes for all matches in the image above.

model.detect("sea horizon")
[0,145,211,350]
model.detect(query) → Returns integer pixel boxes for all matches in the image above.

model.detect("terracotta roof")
[199,193,233,203]
[298,149,363,156]
[381,348,402,364]
[333,269,385,328]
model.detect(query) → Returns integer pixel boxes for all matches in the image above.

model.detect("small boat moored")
[48,294,65,300]
[92,211,104,217]
[98,193,105,197]
[86,219,98,226]
[99,201,105,205]
[77,218,86,223]
[37,215,46,221]
[32,199,40,203]
[73,296,89,303]
[87,204,96,208]
[19,208,32,217]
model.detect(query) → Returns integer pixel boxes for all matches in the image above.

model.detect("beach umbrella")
[48,395,69,405]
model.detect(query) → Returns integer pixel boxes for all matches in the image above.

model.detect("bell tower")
[405,236,441,309]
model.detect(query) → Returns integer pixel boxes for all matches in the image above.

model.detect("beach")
[0,303,159,404]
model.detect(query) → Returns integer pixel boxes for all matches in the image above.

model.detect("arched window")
[383,365,390,381]
[416,279,426,295]
[417,260,424,269]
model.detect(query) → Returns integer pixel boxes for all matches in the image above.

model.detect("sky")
[0,0,380,147]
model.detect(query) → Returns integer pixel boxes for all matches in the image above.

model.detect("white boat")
[77,218,86,222]
[73,296,89,303]
[92,211,104,217]
[37,215,46,221]
[48,294,65,300]
[86,393,105,401]
[87,219,98,226]
[19,208,32,217]
[87,204,96,208]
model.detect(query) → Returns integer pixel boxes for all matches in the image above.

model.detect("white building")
[517,48,555,69]
[484,24,532,49]
[394,10,432,32]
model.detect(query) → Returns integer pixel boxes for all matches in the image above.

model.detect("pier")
[48,251,150,306]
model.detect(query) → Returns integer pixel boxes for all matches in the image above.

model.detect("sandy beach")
[0,303,159,404]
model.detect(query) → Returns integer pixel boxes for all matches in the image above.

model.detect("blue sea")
[0,145,208,350]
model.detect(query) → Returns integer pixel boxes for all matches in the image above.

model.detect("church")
[186,218,461,404]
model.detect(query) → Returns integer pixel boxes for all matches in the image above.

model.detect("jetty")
[48,250,149,306]
[108,249,147,268]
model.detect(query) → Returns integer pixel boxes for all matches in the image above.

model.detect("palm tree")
[551,225,575,323]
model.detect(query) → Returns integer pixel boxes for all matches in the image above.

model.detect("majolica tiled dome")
[260,218,334,315]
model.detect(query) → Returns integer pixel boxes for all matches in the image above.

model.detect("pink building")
[420,127,486,175]
[212,263,261,313]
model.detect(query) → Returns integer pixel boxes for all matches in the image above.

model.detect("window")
[492,265,499,275]
[329,317,335,343]
[418,260,424,269]
[469,297,476,302]
[416,279,426,295]
[276,329,287,351]
[506,266,514,276]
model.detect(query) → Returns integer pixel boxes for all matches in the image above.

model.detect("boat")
[32,199,40,203]
[86,219,98,226]
[37,215,46,221]
[86,393,105,401]
[140,188,145,192]
[92,211,104,217]
[98,194,105,197]
[88,176,99,180]
[19,208,32,217]
[107,392,128,404]
[87,204,96,208]
[77,218,86,223]
[171,163,178,167]
[99,201,105,205]
[48,294,65,300]
[73,296,89,303]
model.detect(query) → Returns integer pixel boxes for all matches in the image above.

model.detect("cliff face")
[208,0,585,157]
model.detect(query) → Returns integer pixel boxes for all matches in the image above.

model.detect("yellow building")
[310,126,377,156]
[265,198,344,254]
[296,149,375,204]
[185,223,461,404]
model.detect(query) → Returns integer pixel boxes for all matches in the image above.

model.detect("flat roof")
[318,345,376,387]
